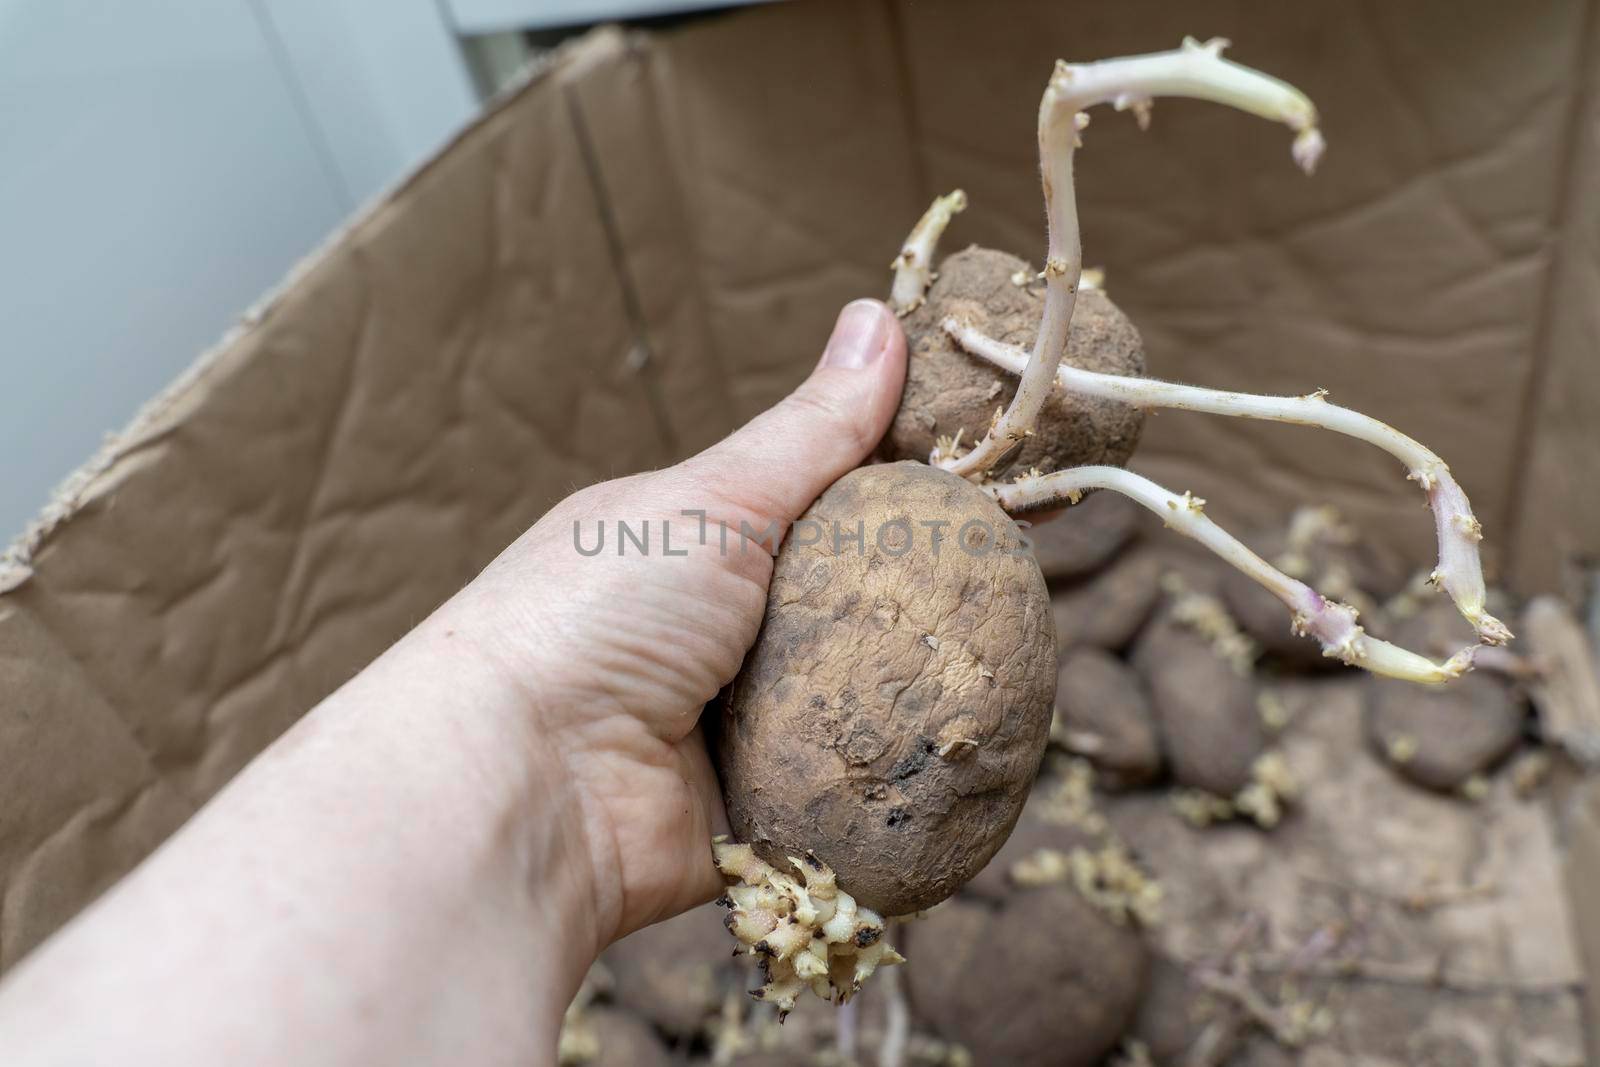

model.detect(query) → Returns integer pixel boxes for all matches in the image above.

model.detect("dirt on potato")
[717,461,1056,916]
[1103,676,1585,1066]
[882,246,1146,474]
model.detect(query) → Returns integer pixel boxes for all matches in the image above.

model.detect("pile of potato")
[559,495,1586,1066]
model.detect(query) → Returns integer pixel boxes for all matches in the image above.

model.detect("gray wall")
[0,0,483,540]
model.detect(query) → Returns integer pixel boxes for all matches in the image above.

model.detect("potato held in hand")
[718,462,1056,917]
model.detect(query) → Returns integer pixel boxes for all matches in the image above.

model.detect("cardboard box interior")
[3,0,1597,1047]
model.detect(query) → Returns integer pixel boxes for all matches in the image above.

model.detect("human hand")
[440,298,908,952]
[0,300,906,1067]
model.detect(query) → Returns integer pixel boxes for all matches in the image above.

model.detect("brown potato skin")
[718,462,1056,916]
[1364,603,1527,790]
[1051,546,1162,656]
[882,246,1146,473]
[1055,647,1162,789]
[905,889,1148,1067]
[1026,490,1140,582]
[1131,616,1264,797]
[1129,954,1232,1064]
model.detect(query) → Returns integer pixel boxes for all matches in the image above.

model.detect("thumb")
[674,299,908,526]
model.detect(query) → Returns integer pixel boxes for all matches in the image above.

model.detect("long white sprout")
[989,467,1478,685]
[935,37,1322,482]
[943,319,1512,646]
[889,189,967,316]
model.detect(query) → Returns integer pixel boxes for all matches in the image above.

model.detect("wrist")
[329,604,609,1015]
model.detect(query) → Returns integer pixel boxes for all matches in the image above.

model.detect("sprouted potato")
[713,37,1511,1014]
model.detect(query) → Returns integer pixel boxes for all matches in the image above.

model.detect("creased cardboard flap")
[1,32,671,963]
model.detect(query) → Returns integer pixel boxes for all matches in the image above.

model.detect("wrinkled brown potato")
[882,246,1145,473]
[905,887,1148,1067]
[718,462,1057,916]
[1132,616,1264,797]
[601,903,740,1036]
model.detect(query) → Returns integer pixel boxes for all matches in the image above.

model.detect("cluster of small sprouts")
[889,37,1511,685]
[713,838,905,1019]
[1010,840,1164,926]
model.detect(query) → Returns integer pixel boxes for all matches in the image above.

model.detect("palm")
[478,478,780,938]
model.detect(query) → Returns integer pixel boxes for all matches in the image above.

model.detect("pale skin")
[0,299,909,1067]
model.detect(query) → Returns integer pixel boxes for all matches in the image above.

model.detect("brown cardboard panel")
[0,603,195,969]
[893,0,1581,574]
[648,0,924,420]
[3,45,665,808]
[1512,5,1600,592]
[559,30,740,459]
[1532,9,1600,1006]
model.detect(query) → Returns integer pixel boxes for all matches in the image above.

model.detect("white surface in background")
[259,0,479,201]
[445,0,773,34]
[0,0,477,540]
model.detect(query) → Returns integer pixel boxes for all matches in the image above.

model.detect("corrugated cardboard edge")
[0,25,648,971]
[0,30,620,594]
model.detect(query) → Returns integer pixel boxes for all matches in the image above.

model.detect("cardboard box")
[4,0,1596,1053]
